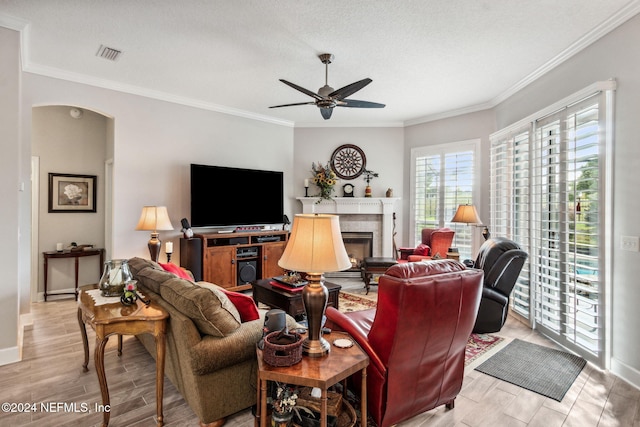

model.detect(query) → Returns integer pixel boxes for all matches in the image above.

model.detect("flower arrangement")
[311,162,337,201]
[271,382,299,415]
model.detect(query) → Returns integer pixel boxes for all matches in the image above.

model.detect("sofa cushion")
[413,243,431,256]
[128,257,163,276]
[159,262,194,281]
[218,288,260,322]
[160,279,241,337]
[134,266,177,294]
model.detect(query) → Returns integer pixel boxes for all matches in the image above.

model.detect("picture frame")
[48,173,97,213]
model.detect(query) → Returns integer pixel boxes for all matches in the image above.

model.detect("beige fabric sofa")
[128,257,296,426]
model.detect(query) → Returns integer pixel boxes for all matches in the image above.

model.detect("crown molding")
[403,0,640,127]
[23,63,296,127]
[491,0,640,107]
[294,120,404,128]
[4,2,640,129]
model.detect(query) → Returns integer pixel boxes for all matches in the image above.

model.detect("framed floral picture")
[48,173,97,213]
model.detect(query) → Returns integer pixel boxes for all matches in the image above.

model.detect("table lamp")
[451,203,482,225]
[135,206,174,262]
[278,214,351,357]
[451,203,482,249]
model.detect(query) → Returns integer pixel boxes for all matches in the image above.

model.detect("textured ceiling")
[1,0,638,126]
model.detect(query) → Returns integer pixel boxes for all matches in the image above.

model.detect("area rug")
[465,333,505,367]
[475,338,586,401]
[338,291,377,313]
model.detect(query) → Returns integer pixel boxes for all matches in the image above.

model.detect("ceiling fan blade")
[279,79,323,101]
[320,108,333,120]
[338,99,385,108]
[328,78,372,100]
[269,102,316,108]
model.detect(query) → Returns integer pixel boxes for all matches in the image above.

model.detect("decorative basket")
[263,331,303,367]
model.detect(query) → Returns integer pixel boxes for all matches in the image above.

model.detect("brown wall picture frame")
[48,173,97,213]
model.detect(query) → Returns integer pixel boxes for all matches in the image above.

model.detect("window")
[411,140,481,260]
[490,81,614,366]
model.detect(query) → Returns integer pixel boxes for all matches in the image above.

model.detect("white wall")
[22,74,295,268]
[0,26,21,364]
[494,14,640,386]
[31,106,108,298]
[293,126,405,243]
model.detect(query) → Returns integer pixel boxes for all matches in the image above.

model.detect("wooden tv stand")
[190,230,288,292]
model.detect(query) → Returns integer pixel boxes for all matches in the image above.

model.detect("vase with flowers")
[311,162,337,202]
[270,382,298,427]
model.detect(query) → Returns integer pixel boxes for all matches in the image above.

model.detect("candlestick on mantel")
[304,179,309,197]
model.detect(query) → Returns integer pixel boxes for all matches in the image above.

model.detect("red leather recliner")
[325,260,483,427]
[397,228,455,262]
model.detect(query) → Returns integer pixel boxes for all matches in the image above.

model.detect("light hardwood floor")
[1,281,638,427]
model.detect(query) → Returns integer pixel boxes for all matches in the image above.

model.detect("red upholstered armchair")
[398,227,455,262]
[325,260,483,427]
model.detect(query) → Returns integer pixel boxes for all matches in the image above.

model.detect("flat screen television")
[190,164,284,228]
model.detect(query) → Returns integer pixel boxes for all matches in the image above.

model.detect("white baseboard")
[611,357,640,390]
[0,345,20,366]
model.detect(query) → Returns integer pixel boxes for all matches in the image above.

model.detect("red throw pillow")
[218,288,260,322]
[413,243,431,256]
[159,262,193,281]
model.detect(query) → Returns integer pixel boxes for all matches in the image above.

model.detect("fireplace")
[342,231,373,273]
[297,197,399,259]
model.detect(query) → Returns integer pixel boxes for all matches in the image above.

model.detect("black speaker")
[237,260,257,284]
[180,238,202,281]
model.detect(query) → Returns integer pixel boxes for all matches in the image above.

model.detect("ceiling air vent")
[96,45,122,61]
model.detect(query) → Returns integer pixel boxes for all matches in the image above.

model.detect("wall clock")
[330,144,366,180]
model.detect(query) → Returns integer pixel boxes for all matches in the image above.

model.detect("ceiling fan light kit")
[270,53,385,120]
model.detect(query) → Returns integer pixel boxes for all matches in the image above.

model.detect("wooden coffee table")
[255,331,369,427]
[251,279,341,320]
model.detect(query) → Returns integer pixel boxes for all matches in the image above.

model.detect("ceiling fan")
[269,53,385,120]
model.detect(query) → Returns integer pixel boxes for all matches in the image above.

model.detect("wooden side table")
[77,284,168,426]
[43,248,104,301]
[255,331,369,427]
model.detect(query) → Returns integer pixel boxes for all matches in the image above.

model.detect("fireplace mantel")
[297,197,400,257]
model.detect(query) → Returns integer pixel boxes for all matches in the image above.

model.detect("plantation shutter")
[533,94,603,358]
[412,141,479,260]
[489,128,531,319]
[490,81,613,366]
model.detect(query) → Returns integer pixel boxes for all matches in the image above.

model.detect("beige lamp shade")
[451,204,482,224]
[135,206,174,232]
[278,214,351,273]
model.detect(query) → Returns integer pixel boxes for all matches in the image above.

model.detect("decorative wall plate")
[330,144,366,180]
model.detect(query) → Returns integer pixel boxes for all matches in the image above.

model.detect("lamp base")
[302,272,330,357]
[148,232,161,263]
[302,336,331,357]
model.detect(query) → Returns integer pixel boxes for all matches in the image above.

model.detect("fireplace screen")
[341,232,373,272]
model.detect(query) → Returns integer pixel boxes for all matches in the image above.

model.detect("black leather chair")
[472,237,528,333]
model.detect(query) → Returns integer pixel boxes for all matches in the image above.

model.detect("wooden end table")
[251,279,341,320]
[255,331,369,427]
[77,284,168,426]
